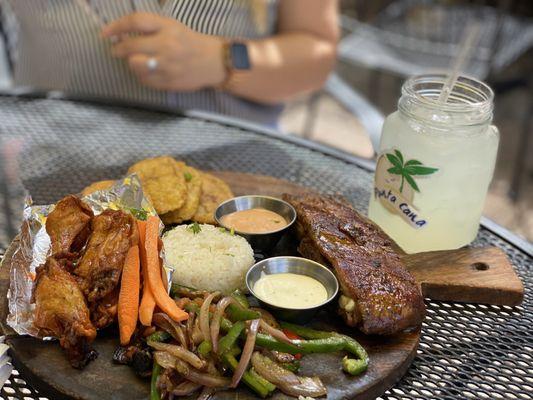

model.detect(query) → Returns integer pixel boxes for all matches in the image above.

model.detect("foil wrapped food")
[5,174,172,337]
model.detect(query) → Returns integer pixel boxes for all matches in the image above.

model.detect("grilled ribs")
[283,193,425,335]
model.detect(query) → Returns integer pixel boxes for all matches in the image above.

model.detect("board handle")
[403,247,524,306]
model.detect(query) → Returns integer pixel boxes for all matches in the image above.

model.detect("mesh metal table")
[0,95,531,400]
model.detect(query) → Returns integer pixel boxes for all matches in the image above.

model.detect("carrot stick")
[138,220,156,326]
[118,245,140,346]
[145,215,188,322]
[139,285,156,326]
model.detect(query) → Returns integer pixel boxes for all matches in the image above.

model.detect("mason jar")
[368,74,499,254]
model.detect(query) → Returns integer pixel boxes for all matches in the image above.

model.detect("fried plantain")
[161,163,202,224]
[81,180,116,197]
[192,172,234,224]
[127,156,187,214]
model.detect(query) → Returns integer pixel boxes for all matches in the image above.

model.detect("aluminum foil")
[6,174,172,337]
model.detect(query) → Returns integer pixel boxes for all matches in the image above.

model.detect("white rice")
[163,224,255,293]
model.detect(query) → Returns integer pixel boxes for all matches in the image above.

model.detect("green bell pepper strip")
[226,304,261,322]
[256,334,346,354]
[197,340,212,358]
[227,345,242,357]
[222,353,276,398]
[220,316,233,332]
[170,283,192,298]
[184,302,201,314]
[147,330,171,343]
[231,289,250,308]
[217,321,245,355]
[279,322,332,339]
[219,319,365,362]
[170,284,214,299]
[150,363,161,400]
[184,297,368,374]
[248,368,277,394]
[280,322,369,375]
[342,356,368,376]
[182,293,258,329]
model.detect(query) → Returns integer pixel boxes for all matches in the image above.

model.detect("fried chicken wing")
[283,193,425,335]
[90,288,119,329]
[46,195,93,256]
[73,210,138,326]
[33,257,97,368]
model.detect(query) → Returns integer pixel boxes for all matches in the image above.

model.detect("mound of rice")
[163,224,255,293]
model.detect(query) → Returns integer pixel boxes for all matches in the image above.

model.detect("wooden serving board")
[0,171,524,400]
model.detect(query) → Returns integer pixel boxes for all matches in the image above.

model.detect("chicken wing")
[73,210,138,326]
[33,257,97,368]
[90,288,119,329]
[46,195,93,256]
[283,193,425,335]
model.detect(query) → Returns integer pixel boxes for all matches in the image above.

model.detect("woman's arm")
[102,0,338,105]
[225,0,339,104]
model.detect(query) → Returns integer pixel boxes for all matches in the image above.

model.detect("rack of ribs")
[283,193,425,335]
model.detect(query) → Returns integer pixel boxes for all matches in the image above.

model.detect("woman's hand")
[102,13,226,91]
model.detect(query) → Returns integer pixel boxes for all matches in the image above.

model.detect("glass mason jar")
[368,74,499,254]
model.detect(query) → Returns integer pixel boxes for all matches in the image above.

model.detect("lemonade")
[368,75,499,254]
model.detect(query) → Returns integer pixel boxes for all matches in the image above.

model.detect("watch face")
[230,43,251,70]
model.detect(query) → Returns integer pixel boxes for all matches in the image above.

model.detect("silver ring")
[147,57,158,72]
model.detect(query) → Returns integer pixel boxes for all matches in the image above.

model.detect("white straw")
[438,23,481,104]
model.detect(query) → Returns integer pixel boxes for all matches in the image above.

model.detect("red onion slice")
[148,341,206,370]
[258,319,297,346]
[210,297,240,353]
[231,319,260,388]
[197,386,216,400]
[153,313,189,349]
[251,352,327,397]
[186,310,196,347]
[175,359,231,388]
[200,292,218,344]
[153,351,178,370]
[170,381,202,397]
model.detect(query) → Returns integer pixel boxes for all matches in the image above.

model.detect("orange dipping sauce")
[220,208,287,234]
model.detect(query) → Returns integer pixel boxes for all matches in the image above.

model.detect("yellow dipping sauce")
[220,208,287,234]
[253,273,328,309]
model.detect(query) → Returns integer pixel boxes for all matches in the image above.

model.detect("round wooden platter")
[0,171,420,400]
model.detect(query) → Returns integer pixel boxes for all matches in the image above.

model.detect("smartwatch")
[226,42,251,70]
[219,41,251,89]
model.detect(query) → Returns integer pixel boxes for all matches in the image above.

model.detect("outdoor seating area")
[0,1,531,400]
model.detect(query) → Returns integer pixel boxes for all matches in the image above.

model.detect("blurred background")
[280,0,533,243]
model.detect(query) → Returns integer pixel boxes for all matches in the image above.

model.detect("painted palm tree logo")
[386,150,438,193]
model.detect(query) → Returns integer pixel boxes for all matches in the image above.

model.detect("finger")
[128,54,179,91]
[127,53,158,79]
[102,12,163,38]
[112,35,160,58]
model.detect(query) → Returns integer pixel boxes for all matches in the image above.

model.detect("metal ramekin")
[245,256,339,323]
[214,195,297,252]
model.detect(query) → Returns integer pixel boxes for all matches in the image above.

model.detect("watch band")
[217,41,250,90]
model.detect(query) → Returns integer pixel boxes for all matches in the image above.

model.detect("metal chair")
[338,1,533,80]
[299,73,385,156]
